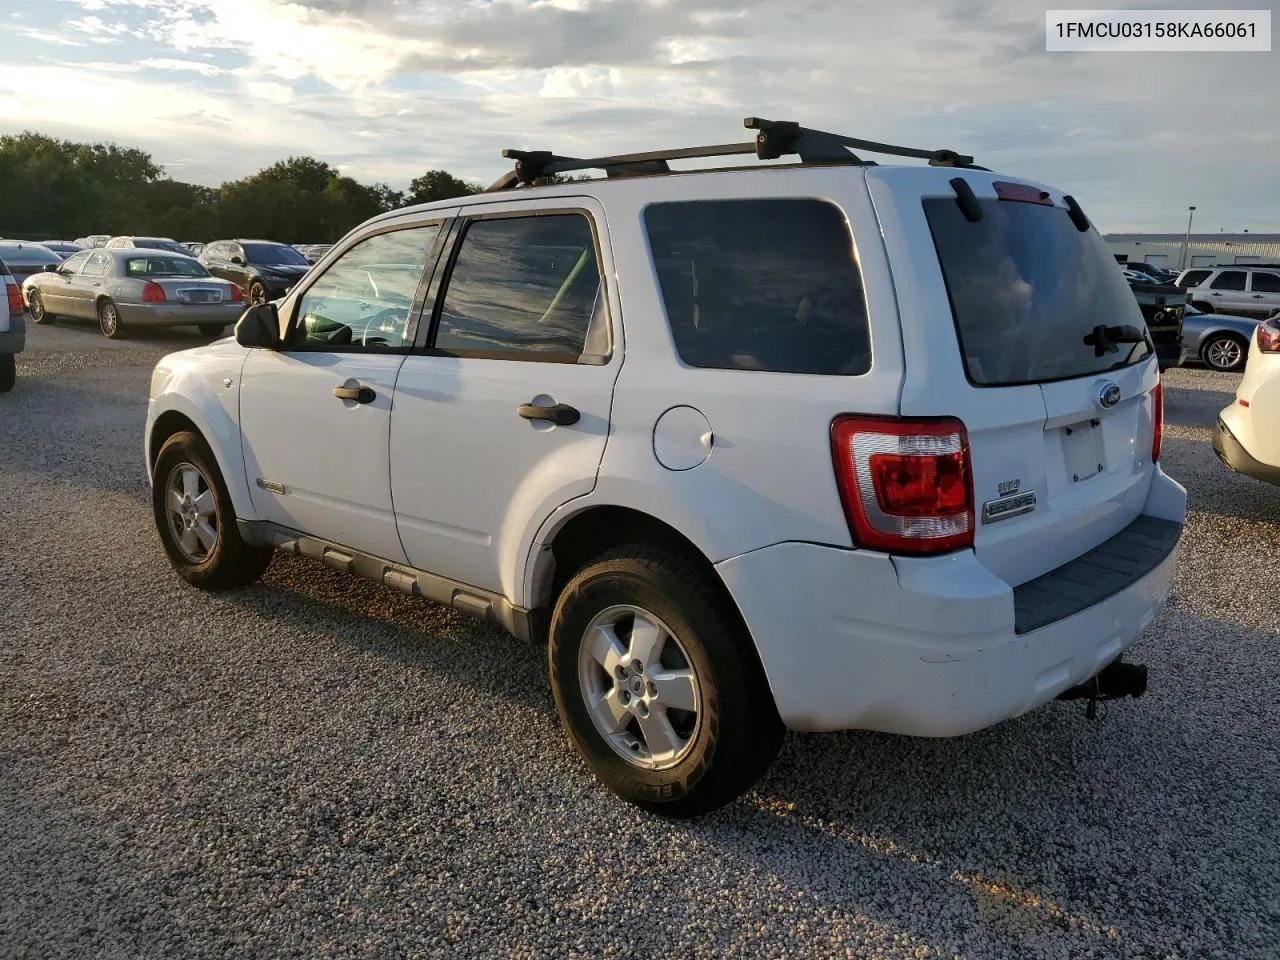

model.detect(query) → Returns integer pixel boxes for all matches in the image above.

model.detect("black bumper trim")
[1214,417,1280,486]
[1012,515,1181,635]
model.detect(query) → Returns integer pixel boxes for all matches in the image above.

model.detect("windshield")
[0,243,57,265]
[923,196,1151,386]
[244,243,309,266]
[125,257,210,278]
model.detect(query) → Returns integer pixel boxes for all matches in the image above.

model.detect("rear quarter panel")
[533,167,905,585]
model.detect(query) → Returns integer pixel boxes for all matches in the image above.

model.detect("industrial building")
[1106,233,1280,271]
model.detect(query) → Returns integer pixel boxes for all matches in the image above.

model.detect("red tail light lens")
[5,279,23,317]
[831,416,974,555]
[1257,317,1280,353]
[228,284,244,303]
[1151,382,1164,464]
[142,281,166,303]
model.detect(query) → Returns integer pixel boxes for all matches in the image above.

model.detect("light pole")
[1180,205,1196,270]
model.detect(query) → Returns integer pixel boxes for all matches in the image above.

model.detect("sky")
[1,0,1277,232]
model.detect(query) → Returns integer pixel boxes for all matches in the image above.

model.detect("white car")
[144,119,1186,816]
[1214,316,1280,485]
[0,256,26,392]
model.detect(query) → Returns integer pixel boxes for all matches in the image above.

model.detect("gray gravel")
[2,323,1278,959]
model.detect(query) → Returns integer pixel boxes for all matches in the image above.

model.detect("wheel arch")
[523,502,763,662]
[146,391,253,519]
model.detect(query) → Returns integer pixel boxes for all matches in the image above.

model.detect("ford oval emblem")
[1098,382,1122,409]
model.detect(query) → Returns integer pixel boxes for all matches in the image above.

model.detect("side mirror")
[45,263,61,273]
[230,255,245,265]
[235,302,281,349]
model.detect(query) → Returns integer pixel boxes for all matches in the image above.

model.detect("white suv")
[1176,265,1280,319]
[0,257,26,392]
[145,119,1186,816]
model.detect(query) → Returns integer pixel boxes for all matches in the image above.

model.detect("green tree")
[408,169,479,204]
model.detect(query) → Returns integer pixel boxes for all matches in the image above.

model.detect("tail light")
[830,416,974,555]
[1151,382,1164,464]
[5,278,23,317]
[142,281,166,303]
[228,284,244,303]
[1257,317,1280,353]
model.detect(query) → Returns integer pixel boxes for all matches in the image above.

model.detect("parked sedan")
[1179,305,1264,373]
[0,241,62,285]
[199,239,311,303]
[23,249,244,339]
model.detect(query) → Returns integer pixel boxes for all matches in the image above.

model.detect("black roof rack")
[485,116,985,191]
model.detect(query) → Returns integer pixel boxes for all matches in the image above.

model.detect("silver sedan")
[22,249,246,339]
[1179,305,1268,373]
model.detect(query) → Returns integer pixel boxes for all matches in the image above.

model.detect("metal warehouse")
[1107,233,1280,271]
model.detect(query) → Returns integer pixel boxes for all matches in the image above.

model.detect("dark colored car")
[40,241,84,260]
[0,242,62,285]
[198,240,311,303]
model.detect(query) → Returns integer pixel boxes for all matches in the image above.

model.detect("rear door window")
[1249,272,1280,293]
[82,253,111,278]
[432,214,610,362]
[1210,271,1246,290]
[923,195,1150,386]
[644,199,870,375]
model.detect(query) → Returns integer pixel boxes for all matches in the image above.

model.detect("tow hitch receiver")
[1056,659,1148,720]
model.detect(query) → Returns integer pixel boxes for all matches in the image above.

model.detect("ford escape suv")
[145,118,1186,817]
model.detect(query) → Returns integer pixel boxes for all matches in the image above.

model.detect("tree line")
[0,131,491,244]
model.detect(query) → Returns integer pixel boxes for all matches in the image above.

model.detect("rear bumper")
[717,467,1186,736]
[116,302,245,327]
[1214,412,1280,486]
[0,310,26,353]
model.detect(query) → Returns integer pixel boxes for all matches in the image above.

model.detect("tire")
[152,430,274,590]
[97,298,124,339]
[29,289,54,324]
[1190,300,1214,315]
[548,545,784,818]
[248,281,266,305]
[198,323,226,337]
[0,353,14,393]
[1201,333,1248,372]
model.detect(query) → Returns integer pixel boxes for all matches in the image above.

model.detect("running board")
[237,520,540,643]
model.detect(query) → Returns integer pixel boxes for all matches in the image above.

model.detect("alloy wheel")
[1204,336,1244,372]
[577,604,702,770]
[164,461,219,563]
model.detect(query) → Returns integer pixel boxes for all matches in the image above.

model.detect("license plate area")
[176,288,222,304]
[1061,418,1105,483]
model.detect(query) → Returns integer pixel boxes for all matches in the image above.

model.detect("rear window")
[645,199,871,376]
[125,257,209,278]
[923,196,1150,386]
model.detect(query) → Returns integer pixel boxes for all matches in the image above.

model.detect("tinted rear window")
[125,257,209,277]
[923,196,1150,386]
[645,199,871,376]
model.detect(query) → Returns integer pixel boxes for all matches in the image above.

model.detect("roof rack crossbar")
[486,116,983,191]
[745,117,978,167]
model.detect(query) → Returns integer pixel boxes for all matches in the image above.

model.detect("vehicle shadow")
[1160,434,1280,525]
[208,556,1279,956]
[1160,383,1234,429]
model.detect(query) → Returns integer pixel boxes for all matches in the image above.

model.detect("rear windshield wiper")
[1083,323,1145,358]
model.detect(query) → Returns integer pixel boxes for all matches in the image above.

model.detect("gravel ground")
[2,322,1278,959]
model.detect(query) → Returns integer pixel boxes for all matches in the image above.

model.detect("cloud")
[1,0,1276,233]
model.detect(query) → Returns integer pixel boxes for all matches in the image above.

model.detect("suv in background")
[0,257,26,392]
[145,118,1185,816]
[199,240,312,304]
[1175,265,1280,318]
[104,236,192,256]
